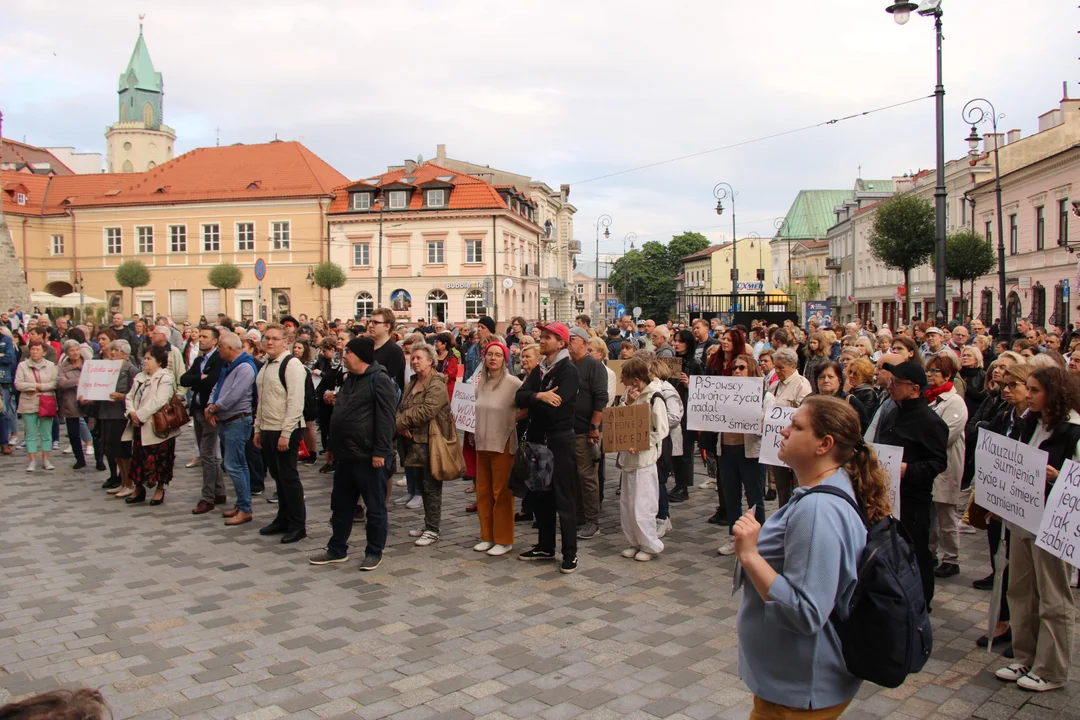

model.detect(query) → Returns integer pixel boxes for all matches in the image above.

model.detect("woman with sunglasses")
[716,355,766,556]
[701,329,748,514]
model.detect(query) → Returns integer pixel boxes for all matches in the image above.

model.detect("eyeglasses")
[926,368,943,376]
[733,364,749,371]
[264,335,285,343]
[1004,381,1026,390]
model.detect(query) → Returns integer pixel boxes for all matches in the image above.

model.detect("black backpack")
[279,354,318,421]
[798,485,933,689]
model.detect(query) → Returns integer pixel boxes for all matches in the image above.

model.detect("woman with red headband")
[472,341,523,556]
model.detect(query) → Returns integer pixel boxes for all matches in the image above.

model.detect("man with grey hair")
[568,325,608,538]
[182,326,226,515]
[149,324,186,398]
[206,331,259,526]
[762,347,811,508]
[650,325,675,357]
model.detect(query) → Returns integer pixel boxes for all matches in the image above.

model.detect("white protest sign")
[974,427,1047,535]
[450,382,476,433]
[1037,458,1080,567]
[759,404,795,467]
[871,443,904,521]
[76,360,122,401]
[686,375,764,434]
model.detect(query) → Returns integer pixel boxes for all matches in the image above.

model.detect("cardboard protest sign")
[607,359,626,398]
[602,402,650,452]
[450,382,476,433]
[76,360,122,401]
[871,443,904,521]
[685,375,764,434]
[659,357,684,379]
[759,404,795,467]
[1037,458,1080,567]
[974,427,1048,535]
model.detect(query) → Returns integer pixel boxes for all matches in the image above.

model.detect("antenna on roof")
[274,132,278,141]
[215,127,220,147]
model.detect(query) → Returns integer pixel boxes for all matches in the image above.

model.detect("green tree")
[943,230,996,319]
[313,261,348,317]
[114,260,151,316]
[610,232,713,322]
[868,195,935,322]
[666,231,711,274]
[207,263,244,315]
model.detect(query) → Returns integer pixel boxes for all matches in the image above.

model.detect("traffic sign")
[633,306,642,319]
[616,303,625,319]
[254,258,266,281]
[1065,279,1071,298]
[606,298,618,308]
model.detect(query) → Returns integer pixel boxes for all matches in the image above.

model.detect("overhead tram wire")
[570,95,934,186]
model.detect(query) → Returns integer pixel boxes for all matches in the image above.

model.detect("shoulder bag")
[151,376,189,438]
[511,417,554,493]
[32,368,57,418]
[429,415,466,481]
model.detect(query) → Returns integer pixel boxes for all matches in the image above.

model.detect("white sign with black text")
[759,404,795,468]
[871,443,904,521]
[974,428,1047,536]
[1037,458,1080,567]
[450,382,476,433]
[685,375,764,434]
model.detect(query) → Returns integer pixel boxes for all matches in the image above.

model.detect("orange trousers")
[750,697,851,720]
[475,444,515,546]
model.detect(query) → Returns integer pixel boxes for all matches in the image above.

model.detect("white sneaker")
[393,494,412,506]
[656,517,672,539]
[473,541,494,552]
[958,522,977,535]
[405,496,423,509]
[717,539,736,556]
[43,460,55,471]
[26,460,36,472]
[487,544,512,556]
[395,478,407,487]
[63,446,74,454]
[995,664,1031,682]
[414,530,439,547]
[621,547,639,559]
[51,441,59,451]
[1016,673,1064,692]
[698,480,716,489]
[634,551,655,562]
[408,528,425,537]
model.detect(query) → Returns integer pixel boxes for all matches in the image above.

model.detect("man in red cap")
[515,322,581,573]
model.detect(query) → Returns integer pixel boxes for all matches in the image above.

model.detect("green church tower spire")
[117,16,164,129]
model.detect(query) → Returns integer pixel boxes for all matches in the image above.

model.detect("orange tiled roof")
[0,139,74,175]
[328,162,513,215]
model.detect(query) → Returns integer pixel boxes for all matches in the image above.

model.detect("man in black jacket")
[516,322,581,574]
[569,326,608,538]
[876,360,949,609]
[310,337,397,571]
[182,326,226,515]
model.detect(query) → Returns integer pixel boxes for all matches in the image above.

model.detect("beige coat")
[14,358,57,415]
[929,387,968,504]
[122,368,182,446]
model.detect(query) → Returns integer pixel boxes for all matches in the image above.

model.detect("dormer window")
[387,190,408,210]
[15,193,26,206]
[425,189,445,208]
[351,192,371,211]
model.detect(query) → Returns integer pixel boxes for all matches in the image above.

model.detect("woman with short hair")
[735,396,893,718]
[844,356,879,423]
[923,353,968,579]
[15,340,58,472]
[57,339,100,470]
[123,344,182,505]
[814,361,869,432]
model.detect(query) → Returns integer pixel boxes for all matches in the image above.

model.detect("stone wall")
[0,211,30,311]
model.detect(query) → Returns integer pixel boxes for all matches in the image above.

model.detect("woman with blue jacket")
[733,395,893,718]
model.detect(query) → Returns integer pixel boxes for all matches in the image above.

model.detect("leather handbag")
[32,368,57,418]
[510,419,554,493]
[429,416,466,482]
[152,395,189,439]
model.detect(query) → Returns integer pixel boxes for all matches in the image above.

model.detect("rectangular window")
[169,225,187,253]
[576,283,584,295]
[136,226,153,254]
[202,224,220,252]
[388,191,408,210]
[352,243,369,267]
[351,193,370,211]
[1060,199,1070,246]
[236,222,254,251]
[985,221,992,244]
[1009,214,1018,255]
[271,221,290,250]
[15,193,26,206]
[961,198,967,226]
[425,189,445,208]
[465,239,483,264]
[596,283,603,295]
[427,240,444,264]
[50,235,64,256]
[1036,206,1045,251]
[106,227,122,255]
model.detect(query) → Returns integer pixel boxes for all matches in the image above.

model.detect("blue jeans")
[405,466,417,496]
[221,416,253,513]
[0,386,10,445]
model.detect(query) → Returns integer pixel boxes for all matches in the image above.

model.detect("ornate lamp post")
[887,0,947,324]
[963,98,1009,344]
[595,214,611,322]
[713,182,738,312]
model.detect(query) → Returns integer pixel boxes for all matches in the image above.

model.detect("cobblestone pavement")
[1,432,1079,720]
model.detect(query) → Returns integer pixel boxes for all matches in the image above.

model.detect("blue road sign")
[1065,279,1070,298]
[254,258,267,281]
[606,298,618,308]
[616,303,625,319]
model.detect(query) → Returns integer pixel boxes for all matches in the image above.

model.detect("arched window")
[465,289,484,319]
[427,289,448,324]
[122,160,134,173]
[355,292,374,319]
[980,288,994,325]
[143,103,154,127]
[1051,281,1065,328]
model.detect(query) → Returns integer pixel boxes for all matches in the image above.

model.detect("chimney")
[985,133,1004,152]
[1039,109,1063,132]
[436,144,446,161]
[560,183,570,201]
[1006,129,1022,144]
[404,159,417,173]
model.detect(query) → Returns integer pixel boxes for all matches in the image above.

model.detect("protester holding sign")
[717,355,767,557]
[616,356,668,562]
[472,342,522,557]
[996,367,1080,693]
[700,329,749,508]
[647,358,683,540]
[57,340,100,471]
[734,396,893,719]
[764,348,812,508]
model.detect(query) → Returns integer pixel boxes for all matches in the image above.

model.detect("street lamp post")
[747,232,765,309]
[595,214,612,323]
[887,0,947,324]
[774,217,790,302]
[713,183,738,313]
[374,196,385,308]
[963,98,1009,345]
[623,231,637,310]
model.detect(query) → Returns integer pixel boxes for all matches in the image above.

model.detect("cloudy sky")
[2,0,1072,257]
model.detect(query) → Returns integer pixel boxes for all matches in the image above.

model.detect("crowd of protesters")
[3,302,1080,710]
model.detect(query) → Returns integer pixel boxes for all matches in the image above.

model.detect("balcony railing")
[567,239,582,254]
[825,256,842,270]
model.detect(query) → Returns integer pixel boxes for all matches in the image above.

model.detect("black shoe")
[518,546,556,561]
[319,463,335,474]
[259,523,287,536]
[125,489,146,504]
[302,455,318,465]
[765,488,777,501]
[309,551,348,565]
[514,511,533,523]
[934,562,960,579]
[707,510,725,525]
[102,477,120,489]
[668,488,689,503]
[358,553,382,572]
[977,628,1012,648]
[95,462,106,471]
[1003,645,1014,659]
[972,574,995,590]
[280,529,307,544]
[560,556,578,574]
[149,488,166,506]
[251,489,264,496]
[72,461,86,470]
